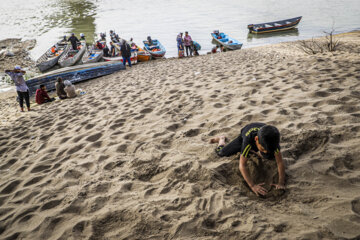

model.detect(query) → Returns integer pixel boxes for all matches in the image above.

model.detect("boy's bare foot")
[20,107,24,112]
[27,108,31,111]
[209,136,226,145]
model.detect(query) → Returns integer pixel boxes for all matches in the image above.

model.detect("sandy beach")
[0,31,360,239]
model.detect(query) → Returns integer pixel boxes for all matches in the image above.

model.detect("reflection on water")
[247,28,299,42]
[45,0,97,43]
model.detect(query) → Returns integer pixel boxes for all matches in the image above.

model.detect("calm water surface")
[1,0,360,59]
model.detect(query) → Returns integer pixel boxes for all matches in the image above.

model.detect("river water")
[1,0,359,59]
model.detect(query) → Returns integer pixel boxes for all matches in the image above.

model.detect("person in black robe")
[68,33,80,50]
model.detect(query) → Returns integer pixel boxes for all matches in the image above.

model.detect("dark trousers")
[217,135,243,157]
[185,45,192,56]
[71,43,77,50]
[17,91,30,109]
[44,98,55,103]
[122,57,132,67]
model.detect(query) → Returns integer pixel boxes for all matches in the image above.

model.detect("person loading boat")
[80,33,86,41]
[68,33,80,50]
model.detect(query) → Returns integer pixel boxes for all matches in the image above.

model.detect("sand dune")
[0,32,360,239]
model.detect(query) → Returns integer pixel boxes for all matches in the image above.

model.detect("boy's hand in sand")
[251,183,267,196]
[271,183,285,190]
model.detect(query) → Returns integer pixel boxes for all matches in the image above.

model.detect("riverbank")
[0,38,36,72]
[0,31,359,239]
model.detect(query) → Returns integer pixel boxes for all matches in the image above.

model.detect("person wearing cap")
[80,33,86,41]
[110,30,115,39]
[147,36,153,46]
[4,66,30,112]
[209,123,285,196]
[68,33,80,50]
[184,31,193,57]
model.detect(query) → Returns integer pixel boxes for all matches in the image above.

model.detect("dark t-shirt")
[240,122,280,158]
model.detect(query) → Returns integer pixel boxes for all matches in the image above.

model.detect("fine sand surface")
[0,32,360,239]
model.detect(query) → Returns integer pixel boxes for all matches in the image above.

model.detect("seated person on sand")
[210,122,285,196]
[55,77,67,99]
[64,80,77,98]
[35,84,55,104]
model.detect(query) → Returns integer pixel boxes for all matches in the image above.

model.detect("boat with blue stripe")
[211,31,243,50]
[26,62,125,95]
[143,39,166,59]
[248,16,302,34]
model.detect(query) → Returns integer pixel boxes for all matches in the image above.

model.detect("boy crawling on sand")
[210,122,285,196]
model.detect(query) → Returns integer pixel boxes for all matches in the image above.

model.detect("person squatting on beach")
[5,66,30,112]
[210,122,285,196]
[35,85,55,105]
[55,77,67,99]
[184,31,193,56]
[120,39,132,67]
[192,41,199,56]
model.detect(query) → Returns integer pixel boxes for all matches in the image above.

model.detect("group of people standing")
[5,66,79,112]
[176,32,199,57]
[96,31,132,67]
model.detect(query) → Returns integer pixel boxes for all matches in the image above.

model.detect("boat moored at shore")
[248,16,302,34]
[211,31,243,50]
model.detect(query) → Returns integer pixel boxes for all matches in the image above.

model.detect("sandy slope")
[0,32,359,240]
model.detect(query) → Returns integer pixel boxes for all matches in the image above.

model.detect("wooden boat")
[36,40,69,72]
[211,31,243,50]
[26,62,126,96]
[82,45,104,64]
[102,49,138,65]
[143,39,166,59]
[103,41,138,65]
[248,16,302,34]
[58,41,86,68]
[136,46,151,62]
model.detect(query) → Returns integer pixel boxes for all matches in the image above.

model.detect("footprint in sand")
[30,164,51,173]
[86,132,103,142]
[24,176,45,187]
[183,128,200,137]
[1,180,22,194]
[140,108,153,114]
[40,199,63,211]
[0,158,17,170]
[213,103,223,108]
[116,144,127,152]
[67,144,85,155]
[351,198,360,215]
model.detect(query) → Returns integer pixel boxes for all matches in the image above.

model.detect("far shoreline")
[1,29,359,98]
